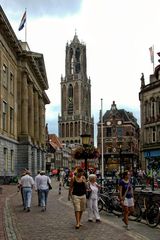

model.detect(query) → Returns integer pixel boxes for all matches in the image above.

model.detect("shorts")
[123,197,134,207]
[72,195,86,212]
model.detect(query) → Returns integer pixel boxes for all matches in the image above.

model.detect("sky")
[1,0,160,143]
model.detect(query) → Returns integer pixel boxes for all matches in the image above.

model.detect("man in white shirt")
[39,170,51,212]
[20,170,34,212]
[35,170,41,206]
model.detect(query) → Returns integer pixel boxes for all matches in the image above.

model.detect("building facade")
[139,69,160,171]
[0,7,50,177]
[97,101,139,173]
[58,34,94,145]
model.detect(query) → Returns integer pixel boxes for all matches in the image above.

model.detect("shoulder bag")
[86,182,92,199]
[120,181,130,206]
[47,178,52,190]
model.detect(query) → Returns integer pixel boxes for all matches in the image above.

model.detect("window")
[2,101,7,130]
[158,100,160,116]
[4,148,8,171]
[152,127,156,142]
[11,150,14,172]
[106,128,112,137]
[10,72,14,94]
[10,107,14,134]
[117,127,122,137]
[151,100,155,117]
[3,64,8,88]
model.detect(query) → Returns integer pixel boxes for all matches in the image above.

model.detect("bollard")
[59,181,61,195]
[151,177,154,191]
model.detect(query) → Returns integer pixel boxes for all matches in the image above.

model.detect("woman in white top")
[87,174,101,222]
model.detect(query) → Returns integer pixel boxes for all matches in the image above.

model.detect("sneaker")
[126,225,131,230]
[96,219,101,223]
[123,225,130,230]
[26,207,30,212]
[88,219,93,222]
[41,207,45,212]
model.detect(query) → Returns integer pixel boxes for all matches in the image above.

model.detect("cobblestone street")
[0,179,152,240]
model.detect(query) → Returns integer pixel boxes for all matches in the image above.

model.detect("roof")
[48,134,63,150]
[100,101,139,128]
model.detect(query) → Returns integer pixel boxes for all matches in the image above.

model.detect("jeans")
[40,189,49,207]
[37,189,41,206]
[23,187,32,208]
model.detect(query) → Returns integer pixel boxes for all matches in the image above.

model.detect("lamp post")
[81,133,91,178]
[119,145,122,174]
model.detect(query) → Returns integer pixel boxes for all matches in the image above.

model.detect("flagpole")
[25,8,27,42]
[101,98,104,180]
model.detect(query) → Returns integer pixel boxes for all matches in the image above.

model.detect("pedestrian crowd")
[17,166,135,231]
[18,169,52,212]
[68,167,135,231]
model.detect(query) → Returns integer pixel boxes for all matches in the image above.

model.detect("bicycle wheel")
[146,202,160,228]
[98,199,104,212]
[129,201,141,221]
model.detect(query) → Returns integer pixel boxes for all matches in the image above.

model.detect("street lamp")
[81,133,91,178]
[119,145,122,174]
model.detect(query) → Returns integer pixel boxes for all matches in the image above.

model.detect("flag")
[149,46,154,63]
[18,10,26,31]
[157,52,160,57]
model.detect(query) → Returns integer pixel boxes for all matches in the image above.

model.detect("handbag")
[120,181,130,206]
[47,180,52,190]
[86,183,92,199]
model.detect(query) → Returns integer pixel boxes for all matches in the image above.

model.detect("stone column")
[28,82,34,138]
[39,97,44,145]
[34,91,39,142]
[21,73,28,134]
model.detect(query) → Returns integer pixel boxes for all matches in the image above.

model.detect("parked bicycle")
[98,191,122,217]
[0,176,18,185]
[97,178,117,193]
[130,190,160,228]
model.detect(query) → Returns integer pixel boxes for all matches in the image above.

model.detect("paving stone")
[0,180,152,240]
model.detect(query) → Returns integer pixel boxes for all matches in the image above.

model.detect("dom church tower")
[58,34,94,145]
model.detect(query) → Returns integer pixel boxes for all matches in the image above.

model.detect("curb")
[4,193,22,240]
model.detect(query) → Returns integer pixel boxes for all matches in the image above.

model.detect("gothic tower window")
[66,123,69,137]
[70,48,74,74]
[75,122,78,137]
[70,122,73,137]
[74,83,79,111]
[68,84,73,114]
[75,48,80,73]
[62,123,65,138]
